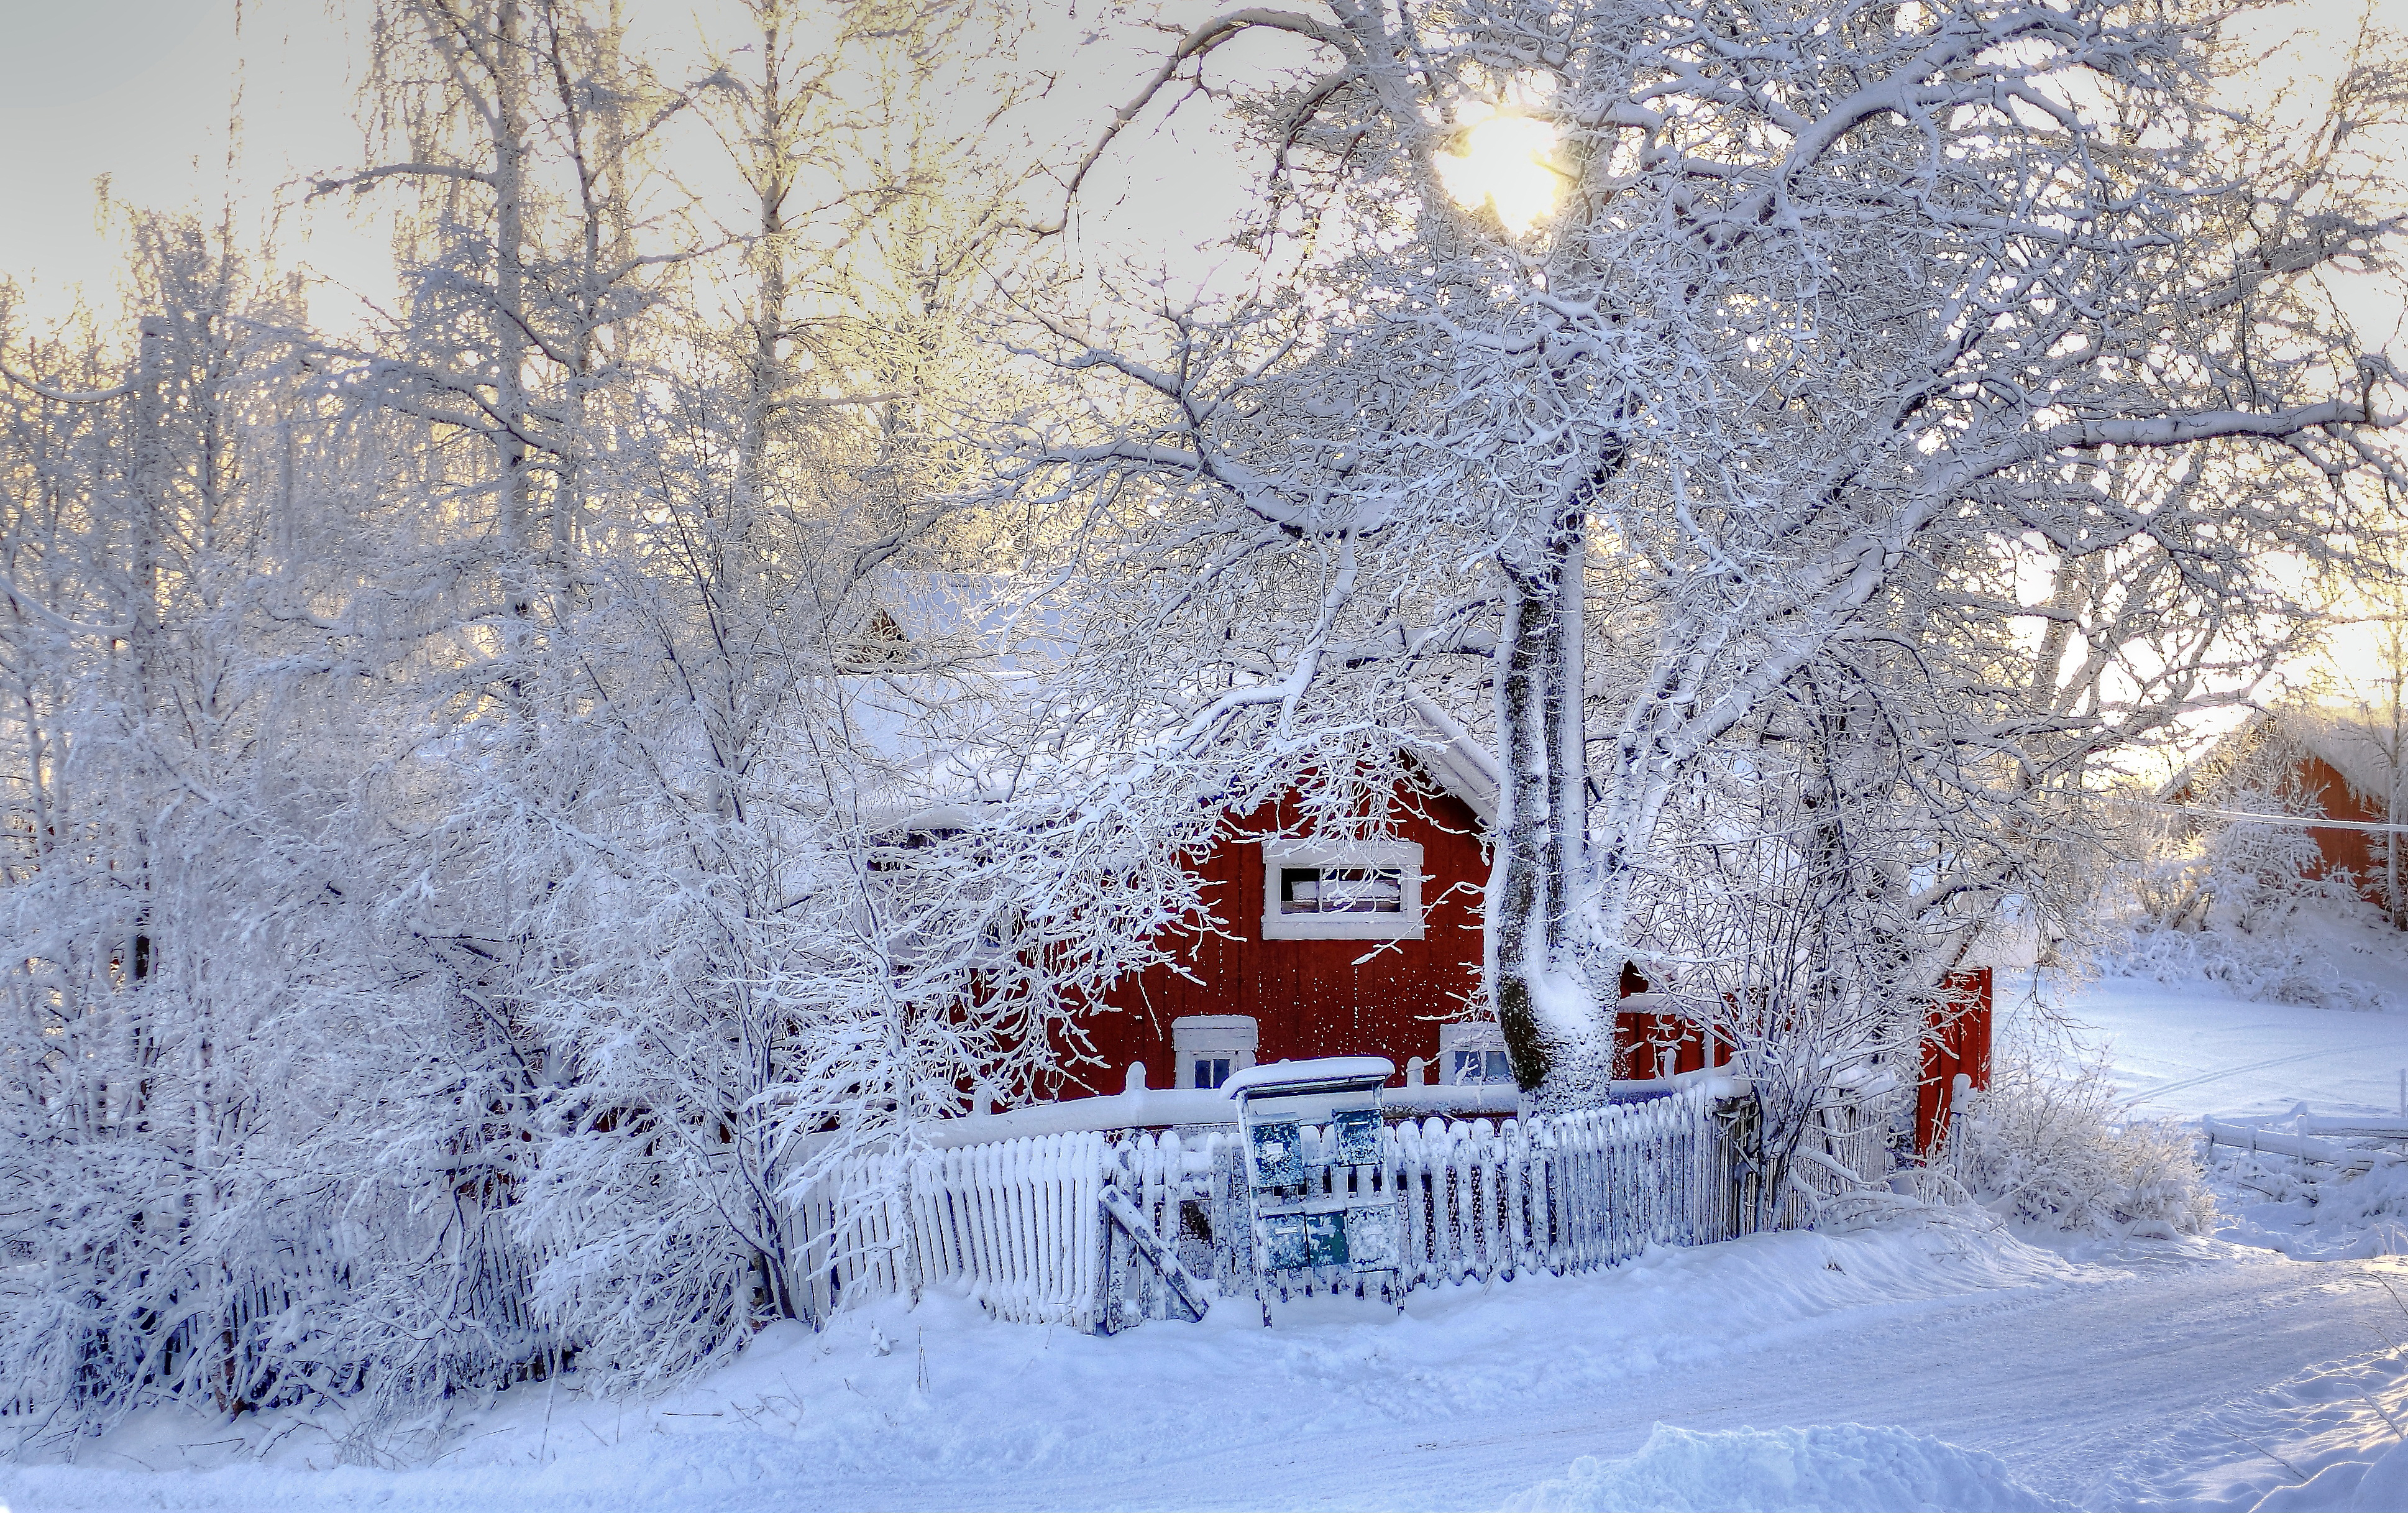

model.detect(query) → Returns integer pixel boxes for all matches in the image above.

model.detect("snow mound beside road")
[1505,1423,2074,1513]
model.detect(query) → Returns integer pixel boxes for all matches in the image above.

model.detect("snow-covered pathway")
[2018,911,2408,1126]
[2054,980,2408,1124]
[7,1233,2396,1512]
[836,1249,2396,1513]
[1376,1251,2400,1513]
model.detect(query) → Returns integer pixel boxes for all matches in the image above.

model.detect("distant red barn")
[2164,707,2402,924]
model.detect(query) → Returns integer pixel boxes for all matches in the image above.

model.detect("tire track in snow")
[2123,1041,2400,1104]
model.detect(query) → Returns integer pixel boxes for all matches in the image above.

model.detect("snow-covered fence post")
[1211,1135,1247,1293]
[1508,1116,1532,1276]
[1396,1118,1428,1287]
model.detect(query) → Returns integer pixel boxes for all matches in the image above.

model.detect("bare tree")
[0,216,438,1442]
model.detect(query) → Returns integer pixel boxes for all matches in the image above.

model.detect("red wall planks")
[1916,967,1994,1156]
[1613,1011,1736,1079]
[1068,780,1491,1093]
[2296,754,2392,913]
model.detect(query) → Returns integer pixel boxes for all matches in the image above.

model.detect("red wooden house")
[1069,712,1506,1096]
[871,576,1991,1138]
[1053,706,1990,1154]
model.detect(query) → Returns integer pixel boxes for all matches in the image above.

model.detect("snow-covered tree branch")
[1010,0,2406,1116]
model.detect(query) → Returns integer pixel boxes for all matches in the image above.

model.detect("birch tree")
[309,0,1177,1381]
[0,217,436,1441]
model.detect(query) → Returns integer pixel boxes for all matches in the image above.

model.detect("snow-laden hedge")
[2092,790,2395,1013]
[2210,1148,2408,1261]
[1943,1047,2213,1240]
[2097,927,2393,1013]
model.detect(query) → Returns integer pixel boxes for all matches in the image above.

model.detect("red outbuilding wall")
[2295,753,2393,913]
[1616,962,1995,1158]
[1611,964,1737,1078]
[1916,967,1994,1156]
[1068,780,1490,1094]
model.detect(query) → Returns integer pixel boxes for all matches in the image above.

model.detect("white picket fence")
[1194,1089,1733,1295]
[794,1130,1109,1327]
[794,1087,1880,1330]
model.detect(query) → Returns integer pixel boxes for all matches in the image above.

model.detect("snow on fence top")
[924,1086,1237,1147]
[1220,1056,1396,1095]
[920,1061,1751,1147]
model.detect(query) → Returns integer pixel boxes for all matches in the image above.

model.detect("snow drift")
[1504,1423,2073,1513]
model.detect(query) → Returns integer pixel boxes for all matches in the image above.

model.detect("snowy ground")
[14,918,2408,1513]
[2039,906,2408,1124]
[10,1228,2403,1512]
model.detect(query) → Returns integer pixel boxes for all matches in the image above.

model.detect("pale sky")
[0,0,1285,336]
[0,2,367,323]
[1,1,2397,336]
[0,1,2400,706]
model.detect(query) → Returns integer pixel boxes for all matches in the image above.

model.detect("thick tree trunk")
[1490,512,1611,1107]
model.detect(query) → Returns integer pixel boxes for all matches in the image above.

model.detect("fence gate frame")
[1232,1062,1405,1325]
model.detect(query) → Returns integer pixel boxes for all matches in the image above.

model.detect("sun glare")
[1435,112,1560,235]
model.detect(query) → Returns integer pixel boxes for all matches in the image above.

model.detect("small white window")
[1173,1015,1258,1090]
[1440,1020,1511,1085]
[1260,840,1425,940]
[1454,1049,1512,1084]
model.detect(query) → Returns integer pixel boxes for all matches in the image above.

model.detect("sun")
[1434,111,1560,235]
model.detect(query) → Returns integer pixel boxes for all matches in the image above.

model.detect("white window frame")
[1172,1014,1258,1090]
[1260,839,1426,941]
[1440,1019,1511,1085]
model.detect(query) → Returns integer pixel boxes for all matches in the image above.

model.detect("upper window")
[1260,840,1425,940]
[1278,865,1404,916]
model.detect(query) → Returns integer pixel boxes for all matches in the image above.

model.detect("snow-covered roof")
[1405,689,1500,825]
[2284,706,2396,806]
[2159,705,2397,812]
[850,573,1503,834]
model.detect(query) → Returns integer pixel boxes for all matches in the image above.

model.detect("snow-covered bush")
[2097,924,2396,1012]
[2207,1149,2408,1260]
[2095,755,2393,1009]
[1943,1046,2213,1239]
